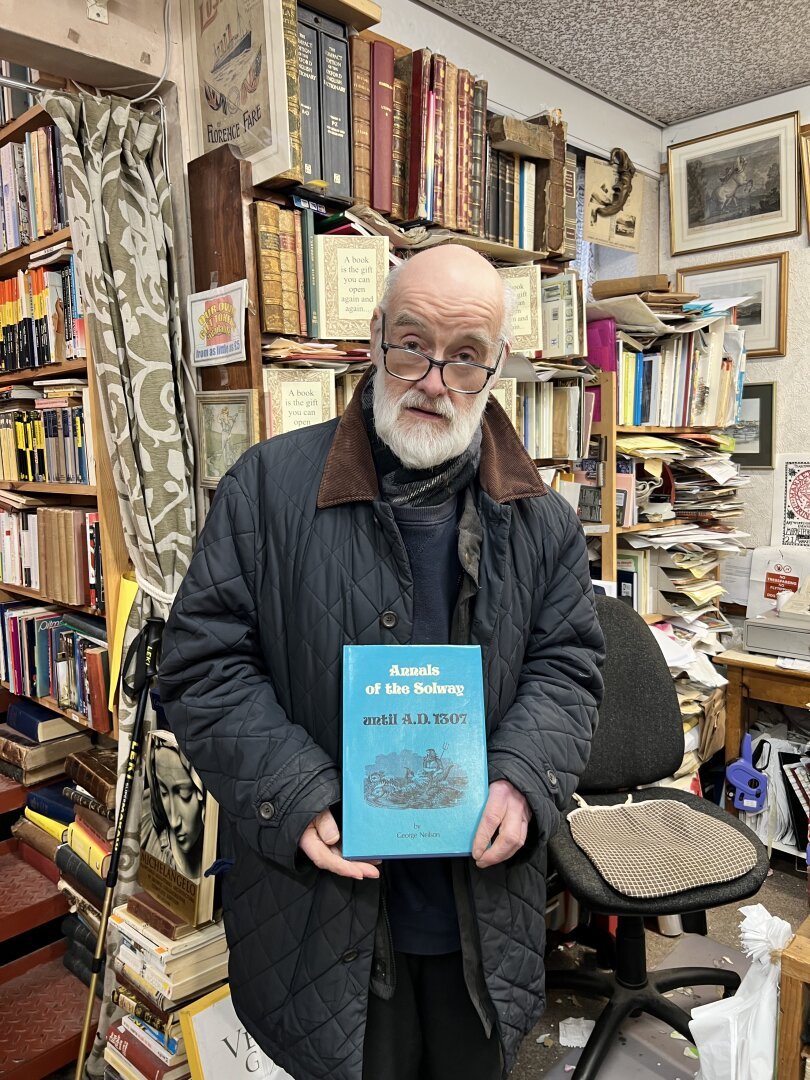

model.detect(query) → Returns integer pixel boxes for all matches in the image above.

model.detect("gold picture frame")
[800,124,810,241]
[196,389,261,489]
[676,252,788,358]
[667,112,800,256]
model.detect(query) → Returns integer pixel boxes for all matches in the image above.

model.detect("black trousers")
[362,951,502,1080]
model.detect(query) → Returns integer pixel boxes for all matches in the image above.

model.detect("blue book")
[26,781,76,825]
[342,645,488,860]
[7,698,76,742]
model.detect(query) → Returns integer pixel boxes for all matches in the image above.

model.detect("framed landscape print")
[197,390,260,488]
[668,113,800,255]
[676,252,788,358]
[730,383,775,470]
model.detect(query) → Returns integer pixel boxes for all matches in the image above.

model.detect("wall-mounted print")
[191,0,291,185]
[730,382,775,470]
[676,252,788,358]
[668,113,800,256]
[800,126,810,241]
[584,149,643,253]
[197,390,260,488]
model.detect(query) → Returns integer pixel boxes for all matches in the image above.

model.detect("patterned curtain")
[42,90,196,1076]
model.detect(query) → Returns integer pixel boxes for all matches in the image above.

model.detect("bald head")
[379,245,513,346]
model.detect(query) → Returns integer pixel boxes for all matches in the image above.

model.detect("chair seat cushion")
[568,797,758,899]
[549,787,770,916]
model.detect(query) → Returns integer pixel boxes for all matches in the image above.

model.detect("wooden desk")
[779,914,810,1080]
[714,649,810,817]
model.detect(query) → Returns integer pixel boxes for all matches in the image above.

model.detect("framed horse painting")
[667,113,800,256]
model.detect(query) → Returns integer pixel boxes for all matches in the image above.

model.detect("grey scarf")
[361,374,482,507]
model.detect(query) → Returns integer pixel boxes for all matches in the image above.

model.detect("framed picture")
[676,252,788,358]
[668,112,800,255]
[583,154,644,253]
[197,390,260,488]
[180,984,293,1079]
[800,125,810,239]
[730,383,775,470]
[187,0,291,185]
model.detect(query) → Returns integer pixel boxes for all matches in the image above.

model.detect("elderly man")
[159,244,604,1080]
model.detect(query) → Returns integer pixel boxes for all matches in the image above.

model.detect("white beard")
[373,373,489,469]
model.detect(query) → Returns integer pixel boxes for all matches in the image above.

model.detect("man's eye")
[456,351,477,364]
[401,340,420,351]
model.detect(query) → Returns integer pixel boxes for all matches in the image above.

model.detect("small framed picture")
[667,112,800,255]
[676,252,788,358]
[196,390,260,489]
[800,125,810,241]
[730,383,775,470]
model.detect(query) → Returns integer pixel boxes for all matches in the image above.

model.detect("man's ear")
[370,306,382,344]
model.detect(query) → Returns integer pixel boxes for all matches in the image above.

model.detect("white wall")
[661,90,810,546]
[377,0,663,176]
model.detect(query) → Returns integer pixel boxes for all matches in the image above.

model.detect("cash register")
[744,545,810,660]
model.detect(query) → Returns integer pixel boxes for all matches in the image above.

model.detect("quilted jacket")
[159,380,604,1080]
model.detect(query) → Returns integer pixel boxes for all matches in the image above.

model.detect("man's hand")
[299,808,380,880]
[472,780,530,869]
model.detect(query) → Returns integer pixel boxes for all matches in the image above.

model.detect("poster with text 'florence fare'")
[342,645,488,860]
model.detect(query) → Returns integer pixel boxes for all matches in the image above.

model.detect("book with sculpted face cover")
[342,644,488,860]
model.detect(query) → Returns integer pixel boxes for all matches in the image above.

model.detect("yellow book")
[25,806,67,843]
[66,819,110,877]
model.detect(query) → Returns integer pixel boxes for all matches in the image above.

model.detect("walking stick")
[74,615,165,1080]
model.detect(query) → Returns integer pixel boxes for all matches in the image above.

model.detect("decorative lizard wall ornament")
[589,148,636,224]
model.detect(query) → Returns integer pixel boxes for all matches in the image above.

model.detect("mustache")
[397,388,455,420]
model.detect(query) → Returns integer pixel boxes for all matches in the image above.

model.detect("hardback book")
[591,274,669,301]
[67,816,112,877]
[57,877,102,934]
[62,912,98,954]
[106,1022,190,1080]
[112,985,180,1040]
[127,889,197,942]
[390,76,409,221]
[396,47,431,221]
[8,698,78,743]
[442,60,458,231]
[429,54,446,225]
[276,0,304,186]
[0,756,66,784]
[341,645,488,860]
[277,209,300,337]
[65,745,118,809]
[121,1015,184,1065]
[138,729,218,927]
[24,805,67,842]
[253,202,284,335]
[528,111,566,255]
[64,946,105,999]
[296,12,322,187]
[469,79,488,237]
[456,69,474,231]
[312,233,388,340]
[298,6,351,200]
[111,903,226,972]
[86,645,112,733]
[56,841,106,905]
[348,35,372,205]
[76,800,115,841]
[264,366,336,436]
[117,941,228,1000]
[541,272,579,359]
[497,265,543,355]
[371,40,395,215]
[488,114,555,158]
[563,149,578,260]
[11,814,61,860]
[0,722,90,770]
[63,784,116,821]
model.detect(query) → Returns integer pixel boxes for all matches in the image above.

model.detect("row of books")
[0,698,91,784]
[0,61,35,128]
[0,603,110,730]
[0,501,103,606]
[0,259,87,369]
[278,10,573,257]
[0,396,96,485]
[0,122,68,252]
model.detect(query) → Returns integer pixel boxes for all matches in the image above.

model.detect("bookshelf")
[0,226,71,274]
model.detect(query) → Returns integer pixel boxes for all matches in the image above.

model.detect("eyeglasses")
[378,314,503,395]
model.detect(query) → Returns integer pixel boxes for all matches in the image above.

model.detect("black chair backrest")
[578,596,685,794]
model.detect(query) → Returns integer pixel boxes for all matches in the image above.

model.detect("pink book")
[585,318,616,422]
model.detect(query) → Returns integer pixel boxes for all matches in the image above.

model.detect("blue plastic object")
[725,733,768,813]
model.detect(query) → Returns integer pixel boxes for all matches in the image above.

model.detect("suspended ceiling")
[424,0,810,126]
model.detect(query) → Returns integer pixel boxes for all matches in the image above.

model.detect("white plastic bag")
[688,904,794,1080]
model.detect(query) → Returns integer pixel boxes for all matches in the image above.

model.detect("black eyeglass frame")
[378,313,505,395]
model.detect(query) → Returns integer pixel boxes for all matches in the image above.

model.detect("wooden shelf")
[0,228,72,275]
[0,681,90,729]
[0,580,99,615]
[0,103,49,147]
[0,840,67,943]
[0,774,60,816]
[0,482,96,496]
[616,426,717,435]
[617,519,689,535]
[0,359,87,387]
[306,0,381,29]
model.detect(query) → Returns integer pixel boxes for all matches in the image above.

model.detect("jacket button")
[341,949,359,963]
[259,801,275,820]
[546,770,558,787]
[380,611,398,629]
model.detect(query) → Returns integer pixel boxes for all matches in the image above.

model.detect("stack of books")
[0,119,68,253]
[0,698,90,784]
[105,891,229,1080]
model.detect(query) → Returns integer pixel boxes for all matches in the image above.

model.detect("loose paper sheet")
[771,456,810,546]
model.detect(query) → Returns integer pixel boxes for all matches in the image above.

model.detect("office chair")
[546,597,769,1079]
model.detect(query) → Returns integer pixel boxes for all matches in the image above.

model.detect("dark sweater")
[384,495,462,955]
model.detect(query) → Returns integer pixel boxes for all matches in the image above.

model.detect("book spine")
[302,208,319,338]
[113,958,179,1015]
[563,150,578,260]
[253,202,284,335]
[64,948,104,998]
[277,209,300,337]
[349,36,371,205]
[67,818,111,877]
[56,838,107,903]
[391,77,409,221]
[297,20,322,186]
[401,49,431,220]
[318,28,351,200]
[371,41,395,216]
[126,895,185,941]
[277,0,304,185]
[112,987,174,1036]
[11,816,60,861]
[443,62,458,231]
[0,732,28,767]
[503,154,516,246]
[429,54,445,225]
[456,70,473,231]
[497,151,507,244]
[121,1016,178,1065]
[469,80,487,238]
[106,1025,166,1080]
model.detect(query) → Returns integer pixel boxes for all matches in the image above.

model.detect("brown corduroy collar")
[317,368,547,508]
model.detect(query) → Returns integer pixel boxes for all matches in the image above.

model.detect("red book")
[430,54,446,225]
[370,41,395,215]
[396,48,432,220]
[456,69,474,231]
[106,1021,189,1080]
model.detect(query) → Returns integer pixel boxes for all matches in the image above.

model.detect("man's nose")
[414,362,447,398]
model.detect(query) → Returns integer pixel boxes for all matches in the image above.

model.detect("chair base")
[545,916,740,1080]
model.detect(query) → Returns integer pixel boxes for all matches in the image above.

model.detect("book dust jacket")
[342,645,488,859]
